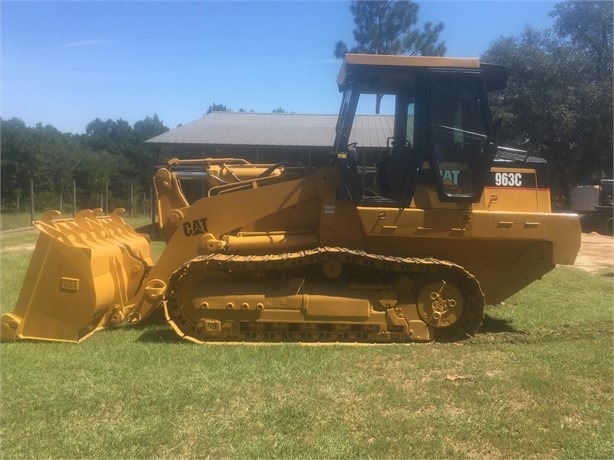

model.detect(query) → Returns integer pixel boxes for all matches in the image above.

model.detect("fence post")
[130,185,134,219]
[150,187,154,221]
[149,188,156,239]
[73,179,77,217]
[30,179,35,224]
[105,181,109,215]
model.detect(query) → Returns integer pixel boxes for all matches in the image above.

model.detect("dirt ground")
[573,232,614,274]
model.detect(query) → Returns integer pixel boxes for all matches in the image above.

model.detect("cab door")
[427,69,496,202]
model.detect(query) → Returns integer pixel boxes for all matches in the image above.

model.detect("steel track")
[163,247,484,343]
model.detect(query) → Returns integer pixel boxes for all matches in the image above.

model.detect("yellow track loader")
[1,54,580,343]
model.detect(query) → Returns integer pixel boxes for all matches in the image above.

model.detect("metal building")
[146,111,394,166]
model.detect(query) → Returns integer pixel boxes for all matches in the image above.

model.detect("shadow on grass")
[133,308,184,343]
[134,224,164,242]
[137,327,184,343]
[477,314,521,335]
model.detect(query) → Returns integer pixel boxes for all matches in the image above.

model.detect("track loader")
[1,54,580,343]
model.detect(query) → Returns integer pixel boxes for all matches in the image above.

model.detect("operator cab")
[333,53,508,207]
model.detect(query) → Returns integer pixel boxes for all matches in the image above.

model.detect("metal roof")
[146,112,394,148]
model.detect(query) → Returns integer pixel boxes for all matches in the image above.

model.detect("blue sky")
[2,1,557,134]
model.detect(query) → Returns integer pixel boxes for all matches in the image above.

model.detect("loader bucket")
[0,209,153,342]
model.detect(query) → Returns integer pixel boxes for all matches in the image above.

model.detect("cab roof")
[337,53,508,93]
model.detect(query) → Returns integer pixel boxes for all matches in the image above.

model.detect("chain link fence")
[1,180,154,231]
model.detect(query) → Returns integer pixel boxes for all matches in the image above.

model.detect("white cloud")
[45,39,112,50]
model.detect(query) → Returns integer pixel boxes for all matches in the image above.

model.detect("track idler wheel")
[416,276,483,341]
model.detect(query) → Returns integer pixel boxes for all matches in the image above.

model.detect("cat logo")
[441,169,460,186]
[183,218,208,237]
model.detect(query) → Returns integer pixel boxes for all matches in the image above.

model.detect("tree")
[132,113,170,170]
[133,114,168,142]
[551,0,613,187]
[1,118,87,210]
[83,118,132,153]
[334,0,446,113]
[552,0,612,79]
[404,21,446,56]
[482,1,613,208]
[206,103,230,114]
[0,115,170,213]
[1,118,37,207]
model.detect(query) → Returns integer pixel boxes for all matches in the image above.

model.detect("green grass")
[1,232,613,459]
[0,212,34,231]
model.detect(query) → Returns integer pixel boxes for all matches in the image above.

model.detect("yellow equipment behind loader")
[1,54,580,343]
